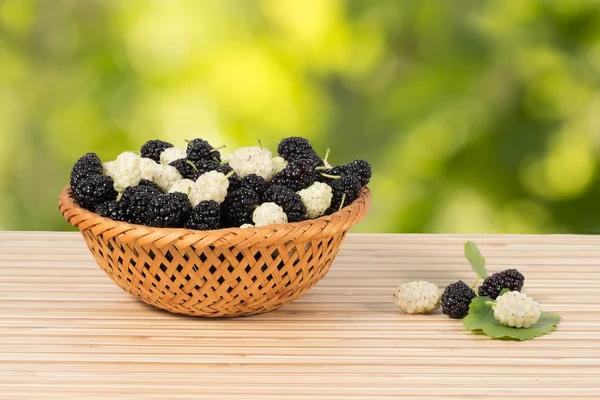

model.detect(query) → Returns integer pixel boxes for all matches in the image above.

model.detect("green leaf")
[463,296,561,341]
[464,241,489,278]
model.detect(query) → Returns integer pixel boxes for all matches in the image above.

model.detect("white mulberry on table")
[393,281,441,314]
[492,291,541,328]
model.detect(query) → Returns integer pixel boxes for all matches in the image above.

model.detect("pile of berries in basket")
[69,137,371,230]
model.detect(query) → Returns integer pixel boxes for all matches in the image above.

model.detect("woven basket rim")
[59,185,371,249]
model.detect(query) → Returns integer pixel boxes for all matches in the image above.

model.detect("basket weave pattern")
[59,186,371,317]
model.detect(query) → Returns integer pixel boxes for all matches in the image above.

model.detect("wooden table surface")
[1,232,599,399]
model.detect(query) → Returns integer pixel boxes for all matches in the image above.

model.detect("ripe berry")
[140,140,173,163]
[169,158,200,181]
[297,181,333,219]
[190,170,231,206]
[160,147,187,165]
[441,281,476,319]
[220,188,260,228]
[146,192,192,228]
[393,281,441,314]
[186,138,222,163]
[138,179,163,193]
[226,146,276,181]
[151,164,183,192]
[120,184,161,225]
[478,269,525,300]
[491,291,541,328]
[72,175,118,211]
[215,164,241,191]
[325,175,361,214]
[262,185,307,222]
[252,202,288,227]
[192,158,219,175]
[271,159,317,192]
[184,200,220,230]
[240,174,267,199]
[70,152,103,188]
[95,201,125,221]
[318,159,372,187]
[277,137,324,166]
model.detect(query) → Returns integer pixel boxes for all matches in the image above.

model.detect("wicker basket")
[58,185,371,317]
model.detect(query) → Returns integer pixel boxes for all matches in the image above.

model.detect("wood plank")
[1,232,599,399]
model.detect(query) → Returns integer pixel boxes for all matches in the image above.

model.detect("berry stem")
[338,193,347,211]
[315,166,328,171]
[257,139,263,149]
[470,276,480,290]
[114,184,126,196]
[185,160,199,172]
[485,301,497,307]
[323,148,330,164]
[211,145,226,152]
[224,170,235,179]
[320,173,340,180]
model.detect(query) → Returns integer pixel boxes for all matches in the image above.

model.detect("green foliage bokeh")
[1,0,599,233]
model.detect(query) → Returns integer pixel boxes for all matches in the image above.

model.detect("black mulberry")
[262,185,307,222]
[318,159,372,187]
[120,184,161,225]
[70,152,103,188]
[95,201,125,221]
[271,159,317,192]
[441,281,476,319]
[240,174,267,199]
[169,158,200,181]
[220,188,259,228]
[325,175,361,215]
[138,179,163,193]
[146,192,192,228]
[184,200,220,230]
[277,137,323,166]
[72,175,118,211]
[478,269,525,300]
[192,158,219,175]
[186,138,222,164]
[216,164,241,191]
[140,139,173,163]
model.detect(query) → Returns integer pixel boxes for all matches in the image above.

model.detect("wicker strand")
[58,185,371,317]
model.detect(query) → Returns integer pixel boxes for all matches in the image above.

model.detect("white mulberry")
[297,181,333,219]
[168,179,195,196]
[152,164,183,192]
[252,202,288,227]
[138,157,157,181]
[271,156,288,174]
[393,281,441,314]
[103,152,142,192]
[491,291,541,328]
[227,146,276,181]
[160,147,187,165]
[189,170,230,206]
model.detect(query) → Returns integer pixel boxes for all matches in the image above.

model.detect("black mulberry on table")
[478,269,525,300]
[441,281,476,319]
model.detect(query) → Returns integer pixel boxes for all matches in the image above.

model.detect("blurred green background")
[1,0,600,233]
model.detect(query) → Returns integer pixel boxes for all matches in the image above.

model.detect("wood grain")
[1,232,599,399]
